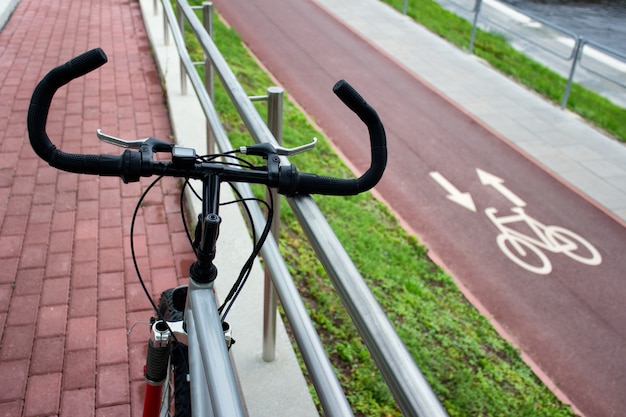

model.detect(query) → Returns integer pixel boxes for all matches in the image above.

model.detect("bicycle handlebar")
[28,48,387,196]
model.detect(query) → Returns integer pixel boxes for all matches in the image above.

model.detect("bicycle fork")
[143,320,173,417]
[142,307,235,416]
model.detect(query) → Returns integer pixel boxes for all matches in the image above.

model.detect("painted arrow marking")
[476,169,526,207]
[429,171,476,212]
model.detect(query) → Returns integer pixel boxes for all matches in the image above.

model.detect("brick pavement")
[0,1,196,415]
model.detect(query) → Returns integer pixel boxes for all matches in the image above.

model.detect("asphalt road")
[210,0,626,415]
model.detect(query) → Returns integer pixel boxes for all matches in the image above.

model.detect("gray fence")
[155,0,450,416]
[406,0,626,109]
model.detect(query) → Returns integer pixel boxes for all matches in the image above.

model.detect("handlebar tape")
[279,80,387,196]
[27,48,141,182]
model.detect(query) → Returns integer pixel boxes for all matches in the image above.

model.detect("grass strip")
[177,2,576,416]
[382,0,626,142]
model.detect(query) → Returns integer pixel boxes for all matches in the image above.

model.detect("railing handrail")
[159,0,450,416]
[439,0,626,108]
[579,39,626,90]
[159,0,354,415]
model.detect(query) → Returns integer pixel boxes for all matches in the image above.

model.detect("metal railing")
[408,0,626,109]
[155,0,449,416]
[469,0,626,108]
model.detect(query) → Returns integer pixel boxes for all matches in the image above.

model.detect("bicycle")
[27,48,387,417]
[485,206,602,275]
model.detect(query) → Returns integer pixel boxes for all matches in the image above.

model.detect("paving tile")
[125,283,154,314]
[63,349,96,390]
[99,188,122,210]
[66,316,97,351]
[99,207,123,229]
[17,243,47,270]
[99,226,123,250]
[76,200,99,221]
[40,277,70,306]
[45,252,72,279]
[75,219,99,241]
[149,267,178,296]
[148,244,174,270]
[0,285,11,313]
[0,400,23,417]
[69,287,97,318]
[49,230,75,254]
[51,210,76,232]
[7,294,40,326]
[97,298,127,330]
[0,258,18,285]
[97,363,130,407]
[13,267,44,296]
[23,373,62,417]
[30,336,65,375]
[0,324,35,361]
[97,328,129,365]
[145,223,170,246]
[0,215,28,237]
[0,235,22,259]
[73,239,98,264]
[36,304,68,338]
[99,247,126,274]
[130,380,148,417]
[128,342,148,382]
[0,360,29,402]
[98,271,125,300]
[60,388,95,417]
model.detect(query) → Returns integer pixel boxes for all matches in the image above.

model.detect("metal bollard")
[468,0,482,54]
[203,2,215,154]
[163,2,169,46]
[177,2,187,95]
[562,37,584,109]
[262,86,284,362]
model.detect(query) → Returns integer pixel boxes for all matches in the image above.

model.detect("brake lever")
[276,137,318,156]
[97,129,148,148]
[97,129,174,152]
[240,137,318,157]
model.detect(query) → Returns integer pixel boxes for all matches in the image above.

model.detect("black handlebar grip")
[281,80,387,196]
[27,49,137,180]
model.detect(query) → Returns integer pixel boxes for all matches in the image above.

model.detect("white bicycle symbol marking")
[485,207,602,275]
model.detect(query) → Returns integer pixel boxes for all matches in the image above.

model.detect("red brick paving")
[0,0,194,415]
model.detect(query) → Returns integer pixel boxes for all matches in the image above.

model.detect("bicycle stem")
[190,173,222,284]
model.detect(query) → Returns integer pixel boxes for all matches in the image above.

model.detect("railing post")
[402,0,408,15]
[177,1,187,95]
[163,1,169,46]
[468,0,482,54]
[262,86,284,362]
[562,37,584,109]
[203,1,215,154]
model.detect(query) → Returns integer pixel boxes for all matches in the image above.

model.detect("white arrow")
[429,171,476,212]
[476,169,526,207]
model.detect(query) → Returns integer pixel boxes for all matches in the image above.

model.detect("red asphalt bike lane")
[211,1,626,416]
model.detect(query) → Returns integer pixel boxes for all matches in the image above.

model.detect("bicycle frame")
[143,174,248,417]
[186,279,244,416]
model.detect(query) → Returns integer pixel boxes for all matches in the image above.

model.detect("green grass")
[382,0,626,142]
[176,2,577,416]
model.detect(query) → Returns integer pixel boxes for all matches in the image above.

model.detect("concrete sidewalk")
[316,0,626,224]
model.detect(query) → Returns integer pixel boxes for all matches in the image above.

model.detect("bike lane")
[210,0,626,415]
